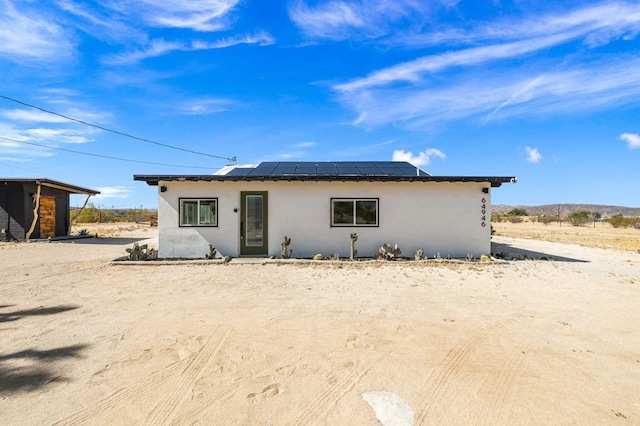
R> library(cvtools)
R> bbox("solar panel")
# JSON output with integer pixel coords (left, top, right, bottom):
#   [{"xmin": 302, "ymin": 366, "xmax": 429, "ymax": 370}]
[
  {"xmin": 228, "ymin": 161, "xmax": 426, "ymax": 178},
  {"xmin": 273, "ymin": 165, "xmax": 297, "ymax": 174},
  {"xmin": 226, "ymin": 167, "xmax": 254, "ymax": 176},
  {"xmin": 336, "ymin": 166, "xmax": 359, "ymax": 174},
  {"xmin": 295, "ymin": 166, "xmax": 317, "ymax": 175},
  {"xmin": 317, "ymin": 166, "xmax": 338, "ymax": 175},
  {"xmin": 358, "ymin": 167, "xmax": 383, "ymax": 175}
]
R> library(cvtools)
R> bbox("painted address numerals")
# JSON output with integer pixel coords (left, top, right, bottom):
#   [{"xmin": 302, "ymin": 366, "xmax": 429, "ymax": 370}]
[{"xmin": 481, "ymin": 197, "xmax": 487, "ymax": 227}]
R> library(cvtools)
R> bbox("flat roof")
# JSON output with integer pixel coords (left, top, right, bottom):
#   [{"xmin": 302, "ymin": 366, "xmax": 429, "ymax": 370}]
[
  {"xmin": 134, "ymin": 161, "xmax": 516, "ymax": 188},
  {"xmin": 1, "ymin": 178, "xmax": 100, "ymax": 195}
]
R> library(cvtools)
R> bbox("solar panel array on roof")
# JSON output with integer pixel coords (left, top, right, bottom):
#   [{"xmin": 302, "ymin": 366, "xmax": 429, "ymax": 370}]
[{"xmin": 225, "ymin": 161, "xmax": 431, "ymax": 177}]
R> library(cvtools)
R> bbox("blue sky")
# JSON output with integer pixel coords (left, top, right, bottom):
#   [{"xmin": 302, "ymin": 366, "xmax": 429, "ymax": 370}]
[{"xmin": 1, "ymin": 0, "xmax": 639, "ymax": 208}]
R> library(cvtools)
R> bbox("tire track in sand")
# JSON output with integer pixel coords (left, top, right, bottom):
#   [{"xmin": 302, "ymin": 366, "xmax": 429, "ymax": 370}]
[
  {"xmin": 475, "ymin": 320, "xmax": 552, "ymax": 425},
  {"xmin": 178, "ymin": 345, "xmax": 306, "ymax": 422},
  {"xmin": 415, "ymin": 316, "xmax": 515, "ymax": 425},
  {"xmin": 55, "ymin": 327, "xmax": 229, "ymax": 426},
  {"xmin": 54, "ymin": 361, "xmax": 185, "ymax": 425},
  {"xmin": 146, "ymin": 326, "xmax": 230, "ymax": 425},
  {"xmin": 287, "ymin": 362, "xmax": 374, "ymax": 426}
]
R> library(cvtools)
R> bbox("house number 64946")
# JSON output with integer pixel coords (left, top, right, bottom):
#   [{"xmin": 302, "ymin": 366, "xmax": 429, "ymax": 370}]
[{"xmin": 481, "ymin": 198, "xmax": 487, "ymax": 227}]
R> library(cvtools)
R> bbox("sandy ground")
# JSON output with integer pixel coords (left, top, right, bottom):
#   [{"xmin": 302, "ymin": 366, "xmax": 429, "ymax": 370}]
[
  {"xmin": 1, "ymin": 224, "xmax": 639, "ymax": 425},
  {"xmin": 494, "ymin": 220, "xmax": 640, "ymax": 252}
]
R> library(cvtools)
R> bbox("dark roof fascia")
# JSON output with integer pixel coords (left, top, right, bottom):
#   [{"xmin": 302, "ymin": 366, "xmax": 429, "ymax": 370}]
[
  {"xmin": 134, "ymin": 174, "xmax": 516, "ymax": 188},
  {"xmin": 0, "ymin": 178, "xmax": 100, "ymax": 195}
]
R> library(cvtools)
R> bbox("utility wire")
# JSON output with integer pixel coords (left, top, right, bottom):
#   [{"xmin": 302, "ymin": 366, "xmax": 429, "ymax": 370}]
[
  {"xmin": 0, "ymin": 94, "xmax": 237, "ymax": 164},
  {"xmin": 0, "ymin": 136, "xmax": 216, "ymax": 170}
]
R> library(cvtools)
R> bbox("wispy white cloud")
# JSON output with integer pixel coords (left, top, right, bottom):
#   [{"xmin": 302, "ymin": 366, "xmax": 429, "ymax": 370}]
[
  {"xmin": 2, "ymin": 0, "xmax": 263, "ymax": 67},
  {"xmin": 0, "ymin": 156, "xmax": 31, "ymax": 162},
  {"xmin": 332, "ymin": 2, "xmax": 640, "ymax": 128},
  {"xmin": 1, "ymin": 109, "xmax": 71, "ymax": 124},
  {"xmin": 0, "ymin": 92, "xmax": 105, "ymax": 163},
  {"xmin": 392, "ymin": 148, "xmax": 445, "ymax": 166},
  {"xmin": 264, "ymin": 151, "xmax": 307, "ymax": 161},
  {"xmin": 177, "ymin": 98, "xmax": 236, "ymax": 115},
  {"xmin": 290, "ymin": 1, "xmax": 365, "ymax": 40},
  {"xmin": 525, "ymin": 146, "xmax": 543, "ymax": 163},
  {"xmin": 335, "ymin": 32, "xmax": 581, "ymax": 93},
  {"xmin": 1, "ymin": 105, "xmax": 111, "ymax": 126},
  {"xmin": 337, "ymin": 3, "xmax": 640, "ymax": 93},
  {"xmin": 290, "ymin": 0, "xmax": 434, "ymax": 40},
  {"xmin": 103, "ymin": 32, "xmax": 274, "ymax": 65},
  {"xmin": 102, "ymin": 39, "xmax": 186, "ymax": 65},
  {"xmin": 294, "ymin": 141, "xmax": 317, "ymax": 148},
  {"xmin": 264, "ymin": 140, "xmax": 319, "ymax": 160},
  {"xmin": 192, "ymin": 31, "xmax": 275, "ymax": 49},
  {"xmin": 390, "ymin": 2, "xmax": 640, "ymax": 49},
  {"xmin": 22, "ymin": 128, "xmax": 91, "ymax": 144},
  {"xmin": 0, "ymin": 0, "xmax": 75, "ymax": 63},
  {"xmin": 54, "ymin": 0, "xmax": 142, "ymax": 43},
  {"xmin": 133, "ymin": 0, "xmax": 239, "ymax": 31},
  {"xmin": 620, "ymin": 132, "xmax": 640, "ymax": 149},
  {"xmin": 94, "ymin": 186, "xmax": 132, "ymax": 199}
]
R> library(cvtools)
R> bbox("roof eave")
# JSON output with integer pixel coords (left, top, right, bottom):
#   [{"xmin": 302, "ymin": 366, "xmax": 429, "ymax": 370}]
[
  {"xmin": 134, "ymin": 174, "xmax": 516, "ymax": 186},
  {"xmin": 1, "ymin": 178, "xmax": 100, "ymax": 195}
]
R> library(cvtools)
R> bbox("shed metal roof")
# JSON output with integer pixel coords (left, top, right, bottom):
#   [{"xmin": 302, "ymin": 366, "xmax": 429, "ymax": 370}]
[
  {"xmin": 1, "ymin": 178, "xmax": 100, "ymax": 195},
  {"xmin": 134, "ymin": 161, "xmax": 516, "ymax": 187}
]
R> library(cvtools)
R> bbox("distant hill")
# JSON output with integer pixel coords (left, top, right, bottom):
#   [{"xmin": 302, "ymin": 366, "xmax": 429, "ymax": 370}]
[{"xmin": 493, "ymin": 204, "xmax": 640, "ymax": 217}]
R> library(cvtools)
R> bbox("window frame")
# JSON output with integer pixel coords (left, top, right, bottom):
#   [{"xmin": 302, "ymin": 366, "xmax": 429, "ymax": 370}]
[
  {"xmin": 330, "ymin": 198, "xmax": 379, "ymax": 227},
  {"xmin": 179, "ymin": 198, "xmax": 219, "ymax": 227}
]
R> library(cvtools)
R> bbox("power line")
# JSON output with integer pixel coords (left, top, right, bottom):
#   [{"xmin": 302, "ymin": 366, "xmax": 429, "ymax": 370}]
[
  {"xmin": 0, "ymin": 136, "xmax": 217, "ymax": 170},
  {"xmin": 0, "ymin": 94, "xmax": 237, "ymax": 164}
]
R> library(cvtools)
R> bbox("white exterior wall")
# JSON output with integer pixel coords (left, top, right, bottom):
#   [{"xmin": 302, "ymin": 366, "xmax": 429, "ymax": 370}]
[{"xmin": 156, "ymin": 180, "xmax": 492, "ymax": 259}]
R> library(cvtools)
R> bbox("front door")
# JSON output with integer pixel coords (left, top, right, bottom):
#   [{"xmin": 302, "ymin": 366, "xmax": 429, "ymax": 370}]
[{"xmin": 240, "ymin": 191, "xmax": 268, "ymax": 255}]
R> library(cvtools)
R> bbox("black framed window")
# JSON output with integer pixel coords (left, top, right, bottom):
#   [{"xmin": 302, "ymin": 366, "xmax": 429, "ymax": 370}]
[
  {"xmin": 331, "ymin": 198, "xmax": 378, "ymax": 226},
  {"xmin": 180, "ymin": 198, "xmax": 218, "ymax": 226}
]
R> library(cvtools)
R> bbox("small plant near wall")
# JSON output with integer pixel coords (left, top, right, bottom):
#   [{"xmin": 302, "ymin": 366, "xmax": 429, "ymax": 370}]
[
  {"xmin": 205, "ymin": 244, "xmax": 217, "ymax": 259},
  {"xmin": 349, "ymin": 233, "xmax": 358, "ymax": 260},
  {"xmin": 126, "ymin": 243, "xmax": 156, "ymax": 261},
  {"xmin": 376, "ymin": 243, "xmax": 401, "ymax": 260},
  {"xmin": 281, "ymin": 236, "xmax": 292, "ymax": 259}
]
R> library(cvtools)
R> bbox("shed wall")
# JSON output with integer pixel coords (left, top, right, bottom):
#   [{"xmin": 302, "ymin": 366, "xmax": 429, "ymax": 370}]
[
  {"xmin": 0, "ymin": 183, "xmax": 71, "ymax": 240},
  {"xmin": 1, "ymin": 183, "xmax": 27, "ymax": 240},
  {"xmin": 157, "ymin": 181, "xmax": 492, "ymax": 259}
]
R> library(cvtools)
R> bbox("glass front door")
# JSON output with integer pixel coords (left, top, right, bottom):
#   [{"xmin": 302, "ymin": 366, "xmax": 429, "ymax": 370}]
[{"xmin": 240, "ymin": 191, "xmax": 268, "ymax": 255}]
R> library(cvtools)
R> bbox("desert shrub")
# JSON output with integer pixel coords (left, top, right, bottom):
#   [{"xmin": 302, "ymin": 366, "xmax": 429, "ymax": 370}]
[
  {"xmin": 539, "ymin": 215, "xmax": 555, "ymax": 225},
  {"xmin": 508, "ymin": 216, "xmax": 523, "ymax": 223},
  {"xmin": 508, "ymin": 208, "xmax": 528, "ymax": 216},
  {"xmin": 567, "ymin": 210, "xmax": 590, "ymax": 226},
  {"xmin": 491, "ymin": 212, "xmax": 504, "ymax": 222},
  {"xmin": 71, "ymin": 203, "xmax": 116, "ymax": 223},
  {"xmin": 71, "ymin": 205, "xmax": 154, "ymax": 223},
  {"xmin": 629, "ymin": 217, "xmax": 640, "ymax": 229},
  {"xmin": 608, "ymin": 214, "xmax": 627, "ymax": 228}
]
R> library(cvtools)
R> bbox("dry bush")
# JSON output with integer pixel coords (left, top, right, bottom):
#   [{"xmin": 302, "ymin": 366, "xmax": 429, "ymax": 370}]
[{"xmin": 539, "ymin": 215, "xmax": 556, "ymax": 225}]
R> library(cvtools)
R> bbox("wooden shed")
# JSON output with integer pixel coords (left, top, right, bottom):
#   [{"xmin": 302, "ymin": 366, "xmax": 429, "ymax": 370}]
[{"xmin": 1, "ymin": 178, "xmax": 99, "ymax": 241}]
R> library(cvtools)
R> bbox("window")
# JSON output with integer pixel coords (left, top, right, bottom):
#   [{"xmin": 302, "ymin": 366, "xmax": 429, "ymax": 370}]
[
  {"xmin": 331, "ymin": 198, "xmax": 378, "ymax": 226},
  {"xmin": 180, "ymin": 198, "xmax": 218, "ymax": 226}
]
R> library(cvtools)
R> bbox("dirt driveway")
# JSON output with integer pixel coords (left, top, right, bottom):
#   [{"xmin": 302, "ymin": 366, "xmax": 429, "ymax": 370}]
[{"xmin": 1, "ymin": 227, "xmax": 639, "ymax": 425}]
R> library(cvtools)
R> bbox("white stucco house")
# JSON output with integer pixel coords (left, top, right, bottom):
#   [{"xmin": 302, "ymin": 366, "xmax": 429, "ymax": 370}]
[{"xmin": 134, "ymin": 161, "xmax": 516, "ymax": 259}]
